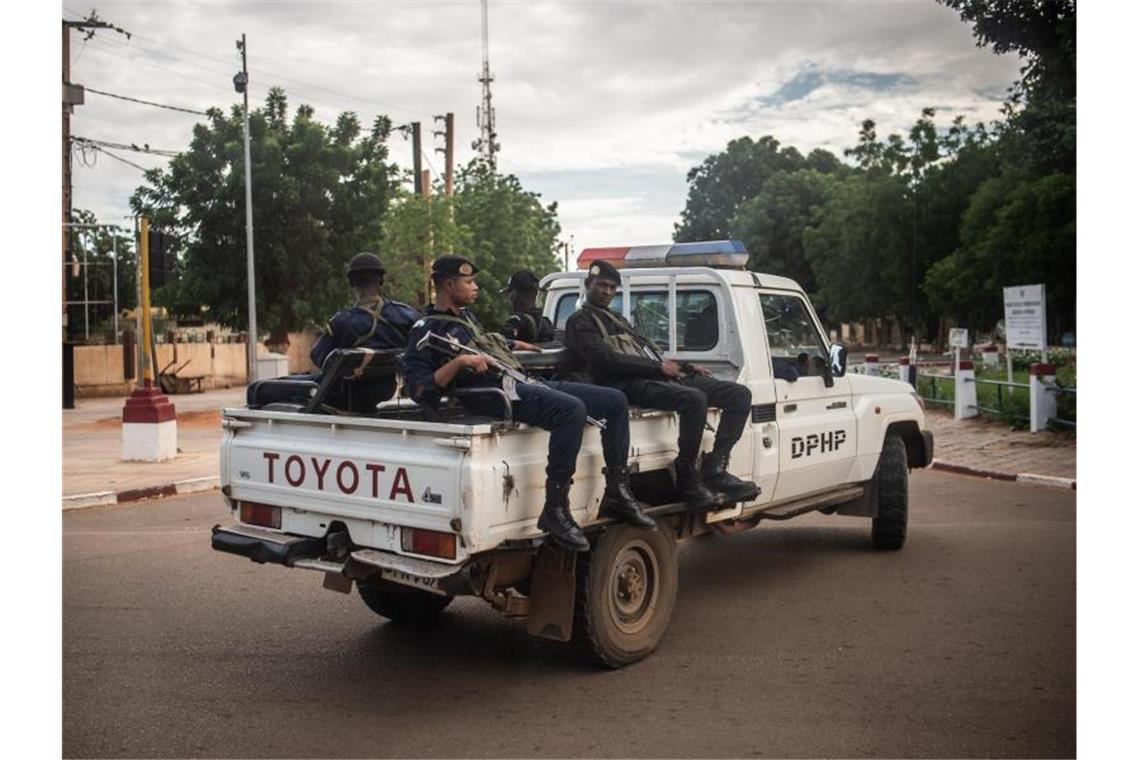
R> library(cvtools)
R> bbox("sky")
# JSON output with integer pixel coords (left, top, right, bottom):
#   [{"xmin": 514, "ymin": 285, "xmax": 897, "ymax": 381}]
[{"xmin": 62, "ymin": 0, "xmax": 1025, "ymax": 260}]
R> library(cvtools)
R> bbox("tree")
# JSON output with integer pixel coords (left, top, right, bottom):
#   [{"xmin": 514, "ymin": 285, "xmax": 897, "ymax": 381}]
[
  {"xmin": 674, "ymin": 136, "xmax": 806, "ymax": 242},
  {"xmin": 376, "ymin": 192, "xmax": 470, "ymax": 310},
  {"xmin": 451, "ymin": 159, "xmax": 562, "ymax": 329},
  {"xmin": 131, "ymin": 87, "xmax": 400, "ymax": 344}
]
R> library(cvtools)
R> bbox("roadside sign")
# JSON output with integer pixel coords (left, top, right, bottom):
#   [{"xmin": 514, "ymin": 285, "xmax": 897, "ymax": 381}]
[
  {"xmin": 1003, "ymin": 284, "xmax": 1047, "ymax": 351},
  {"xmin": 948, "ymin": 328, "xmax": 969, "ymax": 349}
]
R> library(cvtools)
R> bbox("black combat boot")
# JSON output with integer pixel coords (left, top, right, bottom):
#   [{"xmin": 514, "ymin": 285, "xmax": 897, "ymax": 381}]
[
  {"xmin": 599, "ymin": 466, "xmax": 656, "ymax": 529},
  {"xmin": 674, "ymin": 458, "xmax": 719, "ymax": 509},
  {"xmin": 701, "ymin": 449, "xmax": 760, "ymax": 499},
  {"xmin": 536, "ymin": 479, "xmax": 590, "ymax": 552}
]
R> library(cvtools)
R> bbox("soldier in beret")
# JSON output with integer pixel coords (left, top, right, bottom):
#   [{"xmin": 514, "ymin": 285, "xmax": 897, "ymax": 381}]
[
  {"xmin": 564, "ymin": 260, "xmax": 757, "ymax": 507},
  {"xmin": 401, "ymin": 255, "xmax": 655, "ymax": 552},
  {"xmin": 500, "ymin": 270, "xmax": 555, "ymax": 344},
  {"xmin": 309, "ymin": 252, "xmax": 421, "ymax": 411}
]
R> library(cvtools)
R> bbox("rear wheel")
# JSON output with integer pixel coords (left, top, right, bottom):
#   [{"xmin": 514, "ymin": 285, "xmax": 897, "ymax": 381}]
[
  {"xmin": 871, "ymin": 435, "xmax": 908, "ymax": 551},
  {"xmin": 574, "ymin": 522, "xmax": 678, "ymax": 668},
  {"xmin": 357, "ymin": 579, "xmax": 453, "ymax": 624}
]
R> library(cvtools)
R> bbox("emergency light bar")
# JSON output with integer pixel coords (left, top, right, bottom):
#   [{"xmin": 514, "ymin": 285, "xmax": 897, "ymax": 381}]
[{"xmin": 577, "ymin": 239, "xmax": 749, "ymax": 270}]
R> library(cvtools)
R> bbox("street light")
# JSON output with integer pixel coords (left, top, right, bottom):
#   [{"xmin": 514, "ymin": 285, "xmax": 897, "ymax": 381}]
[{"xmin": 235, "ymin": 35, "xmax": 257, "ymax": 383}]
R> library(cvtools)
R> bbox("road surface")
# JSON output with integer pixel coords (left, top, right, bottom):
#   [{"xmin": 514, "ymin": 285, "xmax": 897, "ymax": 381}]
[{"xmin": 63, "ymin": 470, "xmax": 1074, "ymax": 758}]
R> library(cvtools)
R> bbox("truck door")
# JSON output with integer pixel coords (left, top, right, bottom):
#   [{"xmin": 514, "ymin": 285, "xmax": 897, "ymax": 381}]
[{"xmin": 759, "ymin": 293, "xmax": 857, "ymax": 501}]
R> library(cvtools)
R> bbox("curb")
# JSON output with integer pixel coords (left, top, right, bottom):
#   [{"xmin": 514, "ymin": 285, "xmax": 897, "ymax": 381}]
[
  {"xmin": 63, "ymin": 476, "xmax": 220, "ymax": 510},
  {"xmin": 930, "ymin": 460, "xmax": 1075, "ymax": 490}
]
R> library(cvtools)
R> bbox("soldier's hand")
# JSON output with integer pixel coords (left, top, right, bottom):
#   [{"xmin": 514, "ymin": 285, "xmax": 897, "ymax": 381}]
[
  {"xmin": 462, "ymin": 355, "xmax": 491, "ymax": 374},
  {"xmin": 512, "ymin": 340, "xmax": 540, "ymax": 352},
  {"xmin": 660, "ymin": 359, "xmax": 684, "ymax": 378},
  {"xmin": 691, "ymin": 364, "xmax": 712, "ymax": 377}
]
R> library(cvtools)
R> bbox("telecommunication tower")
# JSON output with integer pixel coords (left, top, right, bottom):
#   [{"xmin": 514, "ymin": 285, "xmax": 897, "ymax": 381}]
[{"xmin": 473, "ymin": 0, "xmax": 499, "ymax": 168}]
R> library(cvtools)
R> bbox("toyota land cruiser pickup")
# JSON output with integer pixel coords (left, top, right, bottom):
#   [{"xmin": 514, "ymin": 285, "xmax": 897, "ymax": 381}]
[{"xmin": 212, "ymin": 241, "xmax": 933, "ymax": 667}]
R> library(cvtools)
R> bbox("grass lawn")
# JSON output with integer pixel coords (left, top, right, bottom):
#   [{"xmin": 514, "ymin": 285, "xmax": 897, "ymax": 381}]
[{"xmin": 910, "ymin": 363, "xmax": 1076, "ymax": 430}]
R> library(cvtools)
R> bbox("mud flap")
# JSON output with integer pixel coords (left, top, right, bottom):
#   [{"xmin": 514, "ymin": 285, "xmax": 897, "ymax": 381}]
[{"xmin": 526, "ymin": 542, "xmax": 578, "ymax": 642}]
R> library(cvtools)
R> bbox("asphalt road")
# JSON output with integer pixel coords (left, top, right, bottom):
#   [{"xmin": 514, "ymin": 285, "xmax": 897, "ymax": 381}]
[{"xmin": 63, "ymin": 470, "xmax": 1075, "ymax": 758}]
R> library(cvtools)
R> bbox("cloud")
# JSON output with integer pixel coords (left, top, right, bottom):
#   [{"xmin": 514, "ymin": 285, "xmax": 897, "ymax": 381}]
[{"xmin": 65, "ymin": 0, "xmax": 1026, "ymax": 253}]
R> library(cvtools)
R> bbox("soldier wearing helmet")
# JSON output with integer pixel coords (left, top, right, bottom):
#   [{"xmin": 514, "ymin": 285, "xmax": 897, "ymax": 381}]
[{"xmin": 310, "ymin": 252, "xmax": 422, "ymax": 408}]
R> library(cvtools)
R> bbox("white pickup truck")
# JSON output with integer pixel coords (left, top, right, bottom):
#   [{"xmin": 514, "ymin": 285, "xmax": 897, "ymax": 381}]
[{"xmin": 212, "ymin": 244, "xmax": 933, "ymax": 667}]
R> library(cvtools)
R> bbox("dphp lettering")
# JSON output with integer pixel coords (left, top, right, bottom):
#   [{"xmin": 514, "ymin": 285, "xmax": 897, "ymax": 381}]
[
  {"xmin": 262, "ymin": 452, "xmax": 415, "ymax": 502},
  {"xmin": 791, "ymin": 430, "xmax": 847, "ymax": 459}
]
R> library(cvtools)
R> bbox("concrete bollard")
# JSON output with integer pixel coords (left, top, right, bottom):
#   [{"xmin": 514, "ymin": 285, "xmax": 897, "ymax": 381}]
[
  {"xmin": 1029, "ymin": 363, "xmax": 1057, "ymax": 433},
  {"xmin": 954, "ymin": 360, "xmax": 978, "ymax": 420},
  {"xmin": 122, "ymin": 385, "xmax": 177, "ymax": 461},
  {"xmin": 897, "ymin": 356, "xmax": 914, "ymax": 385},
  {"xmin": 864, "ymin": 354, "xmax": 879, "ymax": 377}
]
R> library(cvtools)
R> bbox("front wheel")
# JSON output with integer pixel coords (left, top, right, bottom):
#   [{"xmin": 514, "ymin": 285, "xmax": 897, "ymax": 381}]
[
  {"xmin": 357, "ymin": 579, "xmax": 453, "ymax": 624},
  {"xmin": 871, "ymin": 435, "xmax": 908, "ymax": 551},
  {"xmin": 574, "ymin": 522, "xmax": 678, "ymax": 668}
]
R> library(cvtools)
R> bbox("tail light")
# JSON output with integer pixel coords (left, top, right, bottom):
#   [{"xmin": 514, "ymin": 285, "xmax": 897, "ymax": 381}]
[
  {"xmin": 401, "ymin": 527, "xmax": 457, "ymax": 560},
  {"xmin": 239, "ymin": 501, "xmax": 281, "ymax": 529}
]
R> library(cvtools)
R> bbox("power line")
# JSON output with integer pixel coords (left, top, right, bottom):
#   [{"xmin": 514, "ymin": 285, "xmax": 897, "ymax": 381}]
[
  {"xmin": 83, "ymin": 143, "xmax": 151, "ymax": 173},
  {"xmin": 85, "ymin": 87, "xmax": 209, "ymax": 116},
  {"xmin": 72, "ymin": 136, "xmax": 180, "ymax": 157},
  {"xmin": 77, "ymin": 19, "xmax": 432, "ymax": 120}
]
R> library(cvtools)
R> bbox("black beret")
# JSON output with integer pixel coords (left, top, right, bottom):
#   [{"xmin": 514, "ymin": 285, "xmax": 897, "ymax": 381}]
[
  {"xmin": 500, "ymin": 270, "xmax": 541, "ymax": 293},
  {"xmin": 431, "ymin": 255, "xmax": 479, "ymax": 277},
  {"xmin": 585, "ymin": 260, "xmax": 621, "ymax": 284},
  {"xmin": 345, "ymin": 252, "xmax": 385, "ymax": 279}
]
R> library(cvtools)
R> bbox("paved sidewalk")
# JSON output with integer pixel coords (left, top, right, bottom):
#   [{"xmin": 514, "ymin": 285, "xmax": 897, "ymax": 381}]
[
  {"xmin": 924, "ymin": 409, "xmax": 1075, "ymax": 481},
  {"xmin": 61, "ymin": 388, "xmax": 1076, "ymax": 507},
  {"xmin": 63, "ymin": 387, "xmax": 244, "ymax": 504}
]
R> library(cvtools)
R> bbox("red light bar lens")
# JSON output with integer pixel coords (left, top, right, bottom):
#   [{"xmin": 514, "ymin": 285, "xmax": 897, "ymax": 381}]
[
  {"xmin": 401, "ymin": 528, "xmax": 457, "ymax": 560},
  {"xmin": 239, "ymin": 501, "xmax": 281, "ymax": 529}
]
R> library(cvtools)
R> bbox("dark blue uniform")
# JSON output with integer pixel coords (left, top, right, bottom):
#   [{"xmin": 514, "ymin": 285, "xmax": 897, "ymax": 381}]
[
  {"xmin": 312, "ymin": 296, "xmax": 421, "ymax": 408},
  {"xmin": 403, "ymin": 306, "xmax": 632, "ymax": 483}
]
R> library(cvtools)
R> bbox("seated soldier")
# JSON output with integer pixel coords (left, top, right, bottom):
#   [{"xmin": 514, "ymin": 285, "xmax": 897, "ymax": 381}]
[
  {"xmin": 401, "ymin": 255, "xmax": 654, "ymax": 552},
  {"xmin": 500, "ymin": 270, "xmax": 555, "ymax": 343},
  {"xmin": 310, "ymin": 252, "xmax": 420, "ymax": 412},
  {"xmin": 564, "ymin": 260, "xmax": 758, "ymax": 507}
]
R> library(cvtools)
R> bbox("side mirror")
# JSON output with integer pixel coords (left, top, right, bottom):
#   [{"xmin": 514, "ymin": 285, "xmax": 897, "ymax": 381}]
[{"xmin": 829, "ymin": 343, "xmax": 848, "ymax": 378}]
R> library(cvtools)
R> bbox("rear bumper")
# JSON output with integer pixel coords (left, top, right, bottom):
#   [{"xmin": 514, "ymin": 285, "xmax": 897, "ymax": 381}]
[
  {"xmin": 211, "ymin": 523, "xmax": 325, "ymax": 566},
  {"xmin": 210, "ymin": 523, "xmax": 472, "ymax": 596}
]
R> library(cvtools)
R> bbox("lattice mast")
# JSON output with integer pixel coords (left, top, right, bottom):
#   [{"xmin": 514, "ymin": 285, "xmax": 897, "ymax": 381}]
[{"xmin": 473, "ymin": 0, "xmax": 499, "ymax": 168}]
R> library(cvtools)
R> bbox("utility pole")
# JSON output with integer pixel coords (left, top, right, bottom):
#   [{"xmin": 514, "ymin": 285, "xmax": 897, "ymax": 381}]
[
  {"xmin": 473, "ymin": 0, "xmax": 498, "ymax": 168},
  {"xmin": 234, "ymin": 34, "xmax": 257, "ymax": 382},
  {"xmin": 63, "ymin": 12, "xmax": 130, "ymax": 342},
  {"xmin": 434, "ymin": 112, "xmax": 455, "ymax": 197},
  {"xmin": 411, "ymin": 121, "xmax": 423, "ymax": 195}
]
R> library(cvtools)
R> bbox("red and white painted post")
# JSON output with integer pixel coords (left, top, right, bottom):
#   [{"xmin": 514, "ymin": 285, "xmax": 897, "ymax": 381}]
[
  {"xmin": 1029, "ymin": 363, "xmax": 1057, "ymax": 433},
  {"xmin": 122, "ymin": 216, "xmax": 177, "ymax": 461},
  {"xmin": 954, "ymin": 360, "xmax": 978, "ymax": 420},
  {"xmin": 864, "ymin": 354, "xmax": 879, "ymax": 377},
  {"xmin": 897, "ymin": 356, "xmax": 911, "ymax": 384}
]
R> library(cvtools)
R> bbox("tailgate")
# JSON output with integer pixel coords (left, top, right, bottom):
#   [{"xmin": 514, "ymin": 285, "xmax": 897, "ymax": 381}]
[{"xmin": 221, "ymin": 408, "xmax": 484, "ymax": 563}]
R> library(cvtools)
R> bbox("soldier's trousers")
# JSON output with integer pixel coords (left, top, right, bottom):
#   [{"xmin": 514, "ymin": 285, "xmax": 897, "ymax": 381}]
[
  {"xmin": 468, "ymin": 381, "xmax": 630, "ymax": 483},
  {"xmin": 611, "ymin": 375, "xmax": 752, "ymax": 464}
]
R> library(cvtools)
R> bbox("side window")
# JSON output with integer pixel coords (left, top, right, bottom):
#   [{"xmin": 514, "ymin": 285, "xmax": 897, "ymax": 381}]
[
  {"xmin": 629, "ymin": 292, "xmax": 668, "ymax": 347},
  {"xmin": 553, "ymin": 293, "xmax": 580, "ymax": 330},
  {"xmin": 760, "ymin": 294, "xmax": 829, "ymax": 379},
  {"xmin": 628, "ymin": 290, "xmax": 719, "ymax": 351},
  {"xmin": 676, "ymin": 291, "xmax": 718, "ymax": 351}
]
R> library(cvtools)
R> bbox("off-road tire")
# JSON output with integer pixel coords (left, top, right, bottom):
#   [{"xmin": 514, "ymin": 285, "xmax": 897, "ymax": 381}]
[
  {"xmin": 573, "ymin": 521, "xmax": 678, "ymax": 668},
  {"xmin": 357, "ymin": 579, "xmax": 453, "ymax": 624},
  {"xmin": 871, "ymin": 435, "xmax": 908, "ymax": 551}
]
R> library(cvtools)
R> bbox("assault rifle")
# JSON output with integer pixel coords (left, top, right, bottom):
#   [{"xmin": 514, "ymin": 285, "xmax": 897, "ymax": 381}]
[{"xmin": 416, "ymin": 331, "xmax": 606, "ymax": 430}]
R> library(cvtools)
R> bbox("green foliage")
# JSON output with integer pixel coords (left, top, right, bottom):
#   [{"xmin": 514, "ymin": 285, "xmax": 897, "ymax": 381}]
[
  {"xmin": 375, "ymin": 192, "xmax": 470, "ymax": 309},
  {"xmin": 131, "ymin": 88, "xmax": 400, "ymax": 342},
  {"xmin": 451, "ymin": 159, "xmax": 562, "ymax": 329},
  {"xmin": 674, "ymin": 136, "xmax": 810, "ymax": 242},
  {"xmin": 65, "ymin": 209, "xmax": 137, "ymax": 342}
]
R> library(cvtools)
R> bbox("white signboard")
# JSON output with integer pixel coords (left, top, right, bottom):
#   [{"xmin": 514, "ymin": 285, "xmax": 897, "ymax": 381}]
[
  {"xmin": 948, "ymin": 328, "xmax": 969, "ymax": 349},
  {"xmin": 1003, "ymin": 284, "xmax": 1047, "ymax": 351}
]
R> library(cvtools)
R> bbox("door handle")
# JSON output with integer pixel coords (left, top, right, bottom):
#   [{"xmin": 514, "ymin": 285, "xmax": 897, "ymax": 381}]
[{"xmin": 783, "ymin": 404, "xmax": 797, "ymax": 413}]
